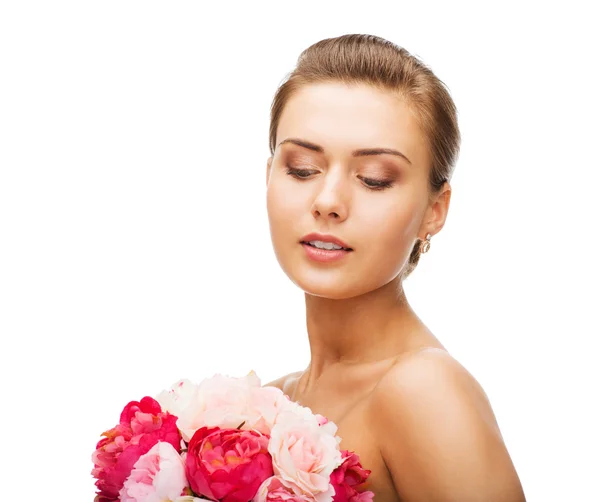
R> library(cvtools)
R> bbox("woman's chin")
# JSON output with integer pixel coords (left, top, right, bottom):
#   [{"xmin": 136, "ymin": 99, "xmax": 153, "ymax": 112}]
[
  {"xmin": 286, "ymin": 265, "xmax": 404, "ymax": 301},
  {"xmin": 288, "ymin": 273, "xmax": 365, "ymax": 300}
]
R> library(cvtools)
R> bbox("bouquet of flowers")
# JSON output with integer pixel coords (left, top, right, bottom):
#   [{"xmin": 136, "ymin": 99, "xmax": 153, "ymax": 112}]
[{"xmin": 91, "ymin": 371, "xmax": 374, "ymax": 502}]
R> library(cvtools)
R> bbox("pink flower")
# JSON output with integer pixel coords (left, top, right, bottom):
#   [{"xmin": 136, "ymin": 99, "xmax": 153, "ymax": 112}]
[
  {"xmin": 186, "ymin": 426, "xmax": 274, "ymax": 502},
  {"xmin": 248, "ymin": 384, "xmax": 294, "ymax": 434},
  {"xmin": 253, "ymin": 476, "xmax": 316, "ymax": 502},
  {"xmin": 273, "ymin": 399, "xmax": 337, "ymax": 435},
  {"xmin": 268, "ymin": 410, "xmax": 343, "ymax": 502},
  {"xmin": 174, "ymin": 498, "xmax": 216, "ymax": 502},
  {"xmin": 330, "ymin": 451, "xmax": 374, "ymax": 502},
  {"xmin": 314, "ymin": 414, "xmax": 329, "ymax": 426},
  {"xmin": 91, "ymin": 396, "xmax": 181, "ymax": 501},
  {"xmin": 119, "ymin": 441, "xmax": 189, "ymax": 502},
  {"xmin": 157, "ymin": 372, "xmax": 290, "ymax": 442}
]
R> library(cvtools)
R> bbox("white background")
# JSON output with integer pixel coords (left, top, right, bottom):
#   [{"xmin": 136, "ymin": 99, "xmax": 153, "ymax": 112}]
[{"xmin": 1, "ymin": 1, "xmax": 598, "ymax": 500}]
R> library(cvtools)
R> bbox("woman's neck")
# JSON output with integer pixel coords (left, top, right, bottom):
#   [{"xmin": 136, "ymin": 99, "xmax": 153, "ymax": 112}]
[{"xmin": 300, "ymin": 277, "xmax": 437, "ymax": 392}]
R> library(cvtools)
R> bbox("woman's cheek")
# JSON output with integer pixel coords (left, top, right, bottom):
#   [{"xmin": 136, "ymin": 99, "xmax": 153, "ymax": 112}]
[{"xmin": 267, "ymin": 190, "xmax": 298, "ymax": 252}]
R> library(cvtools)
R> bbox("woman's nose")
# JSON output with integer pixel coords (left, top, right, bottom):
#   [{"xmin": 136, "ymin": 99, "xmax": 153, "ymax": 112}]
[{"xmin": 310, "ymin": 173, "xmax": 349, "ymax": 221}]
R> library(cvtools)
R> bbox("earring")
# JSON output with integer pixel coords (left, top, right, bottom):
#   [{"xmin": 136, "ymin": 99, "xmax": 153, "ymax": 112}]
[{"xmin": 419, "ymin": 233, "xmax": 431, "ymax": 254}]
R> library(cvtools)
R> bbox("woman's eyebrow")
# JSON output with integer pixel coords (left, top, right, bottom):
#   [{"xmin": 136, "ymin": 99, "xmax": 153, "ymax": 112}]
[{"xmin": 278, "ymin": 137, "xmax": 412, "ymax": 165}]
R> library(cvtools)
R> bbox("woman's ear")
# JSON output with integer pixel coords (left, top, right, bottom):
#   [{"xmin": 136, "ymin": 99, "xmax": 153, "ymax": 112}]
[{"xmin": 420, "ymin": 182, "xmax": 452, "ymax": 238}]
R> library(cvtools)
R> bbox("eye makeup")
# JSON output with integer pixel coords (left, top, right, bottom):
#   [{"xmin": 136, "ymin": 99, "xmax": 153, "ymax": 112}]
[{"xmin": 285, "ymin": 166, "xmax": 396, "ymax": 191}]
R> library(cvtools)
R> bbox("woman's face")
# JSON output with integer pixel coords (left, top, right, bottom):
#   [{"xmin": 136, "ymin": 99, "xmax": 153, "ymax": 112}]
[{"xmin": 266, "ymin": 82, "xmax": 435, "ymax": 300}]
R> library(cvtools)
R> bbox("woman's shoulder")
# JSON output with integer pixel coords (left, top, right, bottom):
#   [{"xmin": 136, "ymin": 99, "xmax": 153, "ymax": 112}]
[
  {"xmin": 262, "ymin": 370, "xmax": 304, "ymax": 395},
  {"xmin": 375, "ymin": 346, "xmax": 495, "ymax": 423},
  {"xmin": 369, "ymin": 347, "xmax": 525, "ymax": 499},
  {"xmin": 380, "ymin": 347, "xmax": 491, "ymax": 403}
]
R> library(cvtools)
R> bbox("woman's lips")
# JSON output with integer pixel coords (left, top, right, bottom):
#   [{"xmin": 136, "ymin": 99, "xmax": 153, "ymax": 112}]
[
  {"xmin": 300, "ymin": 233, "xmax": 352, "ymax": 250},
  {"xmin": 300, "ymin": 242, "xmax": 353, "ymax": 263}
]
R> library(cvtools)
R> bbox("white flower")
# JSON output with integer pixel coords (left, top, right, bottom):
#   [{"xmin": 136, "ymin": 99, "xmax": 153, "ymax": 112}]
[{"xmin": 156, "ymin": 378, "xmax": 198, "ymax": 419}]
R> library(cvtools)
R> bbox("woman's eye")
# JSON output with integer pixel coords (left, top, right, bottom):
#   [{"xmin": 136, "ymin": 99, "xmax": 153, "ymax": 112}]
[
  {"xmin": 286, "ymin": 167, "xmax": 315, "ymax": 179},
  {"xmin": 360, "ymin": 176, "xmax": 394, "ymax": 190},
  {"xmin": 286, "ymin": 167, "xmax": 393, "ymax": 191}
]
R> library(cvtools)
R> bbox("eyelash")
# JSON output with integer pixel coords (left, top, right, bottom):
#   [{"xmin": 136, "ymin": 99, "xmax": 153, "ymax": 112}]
[{"xmin": 285, "ymin": 167, "xmax": 394, "ymax": 191}]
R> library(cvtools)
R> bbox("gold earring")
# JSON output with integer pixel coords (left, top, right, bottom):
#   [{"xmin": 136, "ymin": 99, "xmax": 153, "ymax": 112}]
[{"xmin": 419, "ymin": 233, "xmax": 431, "ymax": 254}]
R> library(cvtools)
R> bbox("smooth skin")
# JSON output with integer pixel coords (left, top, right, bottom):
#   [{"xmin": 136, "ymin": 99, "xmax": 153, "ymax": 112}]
[{"xmin": 264, "ymin": 81, "xmax": 525, "ymax": 501}]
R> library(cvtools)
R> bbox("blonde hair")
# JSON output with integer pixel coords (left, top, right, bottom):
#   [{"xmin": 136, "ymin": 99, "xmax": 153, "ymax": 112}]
[{"xmin": 268, "ymin": 34, "xmax": 461, "ymax": 280}]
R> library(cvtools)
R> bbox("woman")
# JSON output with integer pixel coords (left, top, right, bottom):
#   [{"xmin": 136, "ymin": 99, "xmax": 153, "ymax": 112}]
[{"xmin": 264, "ymin": 34, "xmax": 526, "ymax": 501}]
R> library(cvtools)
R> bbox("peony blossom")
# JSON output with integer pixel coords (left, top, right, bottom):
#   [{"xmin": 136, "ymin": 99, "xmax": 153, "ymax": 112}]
[
  {"xmin": 186, "ymin": 425, "xmax": 274, "ymax": 502},
  {"xmin": 274, "ymin": 399, "xmax": 337, "ymax": 435},
  {"xmin": 268, "ymin": 409, "xmax": 343, "ymax": 502},
  {"xmin": 174, "ymin": 498, "xmax": 216, "ymax": 502},
  {"xmin": 314, "ymin": 414, "xmax": 329, "ymax": 426},
  {"xmin": 156, "ymin": 371, "xmax": 292, "ymax": 442},
  {"xmin": 93, "ymin": 372, "xmax": 374, "ymax": 502},
  {"xmin": 155, "ymin": 378, "xmax": 199, "ymax": 422},
  {"xmin": 91, "ymin": 396, "xmax": 181, "ymax": 501},
  {"xmin": 253, "ymin": 476, "xmax": 316, "ymax": 502},
  {"xmin": 330, "ymin": 451, "xmax": 374, "ymax": 502},
  {"xmin": 118, "ymin": 441, "xmax": 189, "ymax": 502},
  {"xmin": 248, "ymin": 383, "xmax": 295, "ymax": 434}
]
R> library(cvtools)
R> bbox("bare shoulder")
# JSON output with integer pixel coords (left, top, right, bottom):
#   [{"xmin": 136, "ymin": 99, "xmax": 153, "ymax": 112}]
[
  {"xmin": 262, "ymin": 371, "xmax": 303, "ymax": 395},
  {"xmin": 378, "ymin": 347, "xmax": 498, "ymax": 428},
  {"xmin": 370, "ymin": 347, "xmax": 525, "ymax": 501}
]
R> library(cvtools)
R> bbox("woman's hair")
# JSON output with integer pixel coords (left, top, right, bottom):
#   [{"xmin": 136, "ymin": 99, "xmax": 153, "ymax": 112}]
[{"xmin": 268, "ymin": 34, "xmax": 461, "ymax": 281}]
